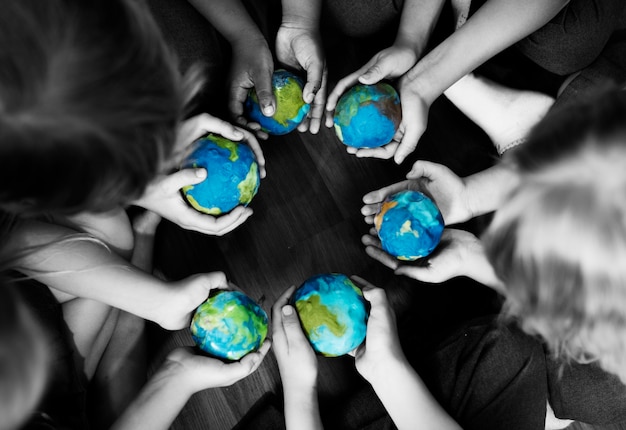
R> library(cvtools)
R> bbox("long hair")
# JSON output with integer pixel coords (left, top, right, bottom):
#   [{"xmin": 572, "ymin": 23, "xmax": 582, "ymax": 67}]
[
  {"xmin": 483, "ymin": 88, "xmax": 626, "ymax": 381},
  {"xmin": 0, "ymin": 0, "xmax": 201, "ymax": 216}
]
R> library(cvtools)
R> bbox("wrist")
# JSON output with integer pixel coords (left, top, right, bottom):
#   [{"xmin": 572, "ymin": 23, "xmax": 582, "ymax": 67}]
[
  {"xmin": 151, "ymin": 358, "xmax": 196, "ymax": 400},
  {"xmin": 365, "ymin": 354, "xmax": 412, "ymax": 389},
  {"xmin": 358, "ymin": 350, "xmax": 407, "ymax": 385}
]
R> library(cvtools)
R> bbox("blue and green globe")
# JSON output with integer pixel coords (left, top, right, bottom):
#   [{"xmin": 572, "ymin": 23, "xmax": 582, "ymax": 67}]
[
  {"xmin": 333, "ymin": 82, "xmax": 401, "ymax": 148},
  {"xmin": 291, "ymin": 273, "xmax": 369, "ymax": 357},
  {"xmin": 181, "ymin": 134, "xmax": 260, "ymax": 215},
  {"xmin": 375, "ymin": 190, "xmax": 444, "ymax": 261},
  {"xmin": 190, "ymin": 290, "xmax": 268, "ymax": 361},
  {"xmin": 244, "ymin": 69, "xmax": 310, "ymax": 135}
]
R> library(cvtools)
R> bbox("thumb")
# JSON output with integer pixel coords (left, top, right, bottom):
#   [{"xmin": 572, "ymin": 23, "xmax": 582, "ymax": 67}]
[
  {"xmin": 358, "ymin": 64, "xmax": 387, "ymax": 85},
  {"xmin": 171, "ymin": 168, "xmax": 207, "ymax": 190},
  {"xmin": 254, "ymin": 74, "xmax": 276, "ymax": 117},
  {"xmin": 281, "ymin": 305, "xmax": 309, "ymax": 347}
]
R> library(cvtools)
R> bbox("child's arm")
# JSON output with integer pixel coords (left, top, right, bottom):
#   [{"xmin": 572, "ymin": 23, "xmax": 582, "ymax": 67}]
[
  {"xmin": 272, "ymin": 286, "xmax": 323, "ymax": 430},
  {"xmin": 391, "ymin": 0, "xmax": 569, "ymax": 164},
  {"xmin": 276, "ymin": 0, "xmax": 326, "ymax": 133},
  {"xmin": 351, "ymin": 278, "xmax": 463, "ymax": 430},
  {"xmin": 4, "ymin": 218, "xmax": 218, "ymax": 330},
  {"xmin": 111, "ymin": 344, "xmax": 270, "ymax": 430},
  {"xmin": 187, "ymin": 0, "xmax": 274, "ymax": 130}
]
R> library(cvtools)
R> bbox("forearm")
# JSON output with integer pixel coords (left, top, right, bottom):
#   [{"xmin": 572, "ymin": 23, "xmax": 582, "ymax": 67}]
[
  {"xmin": 187, "ymin": 0, "xmax": 265, "ymax": 45},
  {"xmin": 464, "ymin": 163, "xmax": 520, "ymax": 218},
  {"xmin": 6, "ymin": 220, "xmax": 170, "ymax": 320},
  {"xmin": 405, "ymin": 0, "xmax": 569, "ymax": 102},
  {"xmin": 395, "ymin": 0, "xmax": 446, "ymax": 55},
  {"xmin": 283, "ymin": 383, "xmax": 323, "ymax": 430},
  {"xmin": 368, "ymin": 357, "xmax": 462, "ymax": 430},
  {"xmin": 111, "ymin": 360, "xmax": 192, "ymax": 430},
  {"xmin": 281, "ymin": 0, "xmax": 322, "ymax": 29}
]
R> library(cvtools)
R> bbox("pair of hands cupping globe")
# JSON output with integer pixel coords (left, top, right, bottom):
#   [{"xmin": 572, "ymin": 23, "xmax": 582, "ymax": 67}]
[
  {"xmin": 183, "ymin": 70, "xmax": 445, "ymax": 360},
  {"xmin": 190, "ymin": 273, "xmax": 369, "ymax": 360}
]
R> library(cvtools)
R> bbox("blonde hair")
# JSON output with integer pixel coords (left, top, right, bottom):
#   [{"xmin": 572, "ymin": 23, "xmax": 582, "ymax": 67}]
[{"xmin": 484, "ymin": 88, "xmax": 626, "ymax": 382}]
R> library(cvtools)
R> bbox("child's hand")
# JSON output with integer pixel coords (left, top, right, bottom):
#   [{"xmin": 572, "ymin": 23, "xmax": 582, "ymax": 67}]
[
  {"xmin": 362, "ymin": 228, "xmax": 503, "ymax": 289},
  {"xmin": 361, "ymin": 160, "xmax": 472, "ymax": 227},
  {"xmin": 132, "ymin": 170, "xmax": 254, "ymax": 236},
  {"xmin": 164, "ymin": 343, "xmax": 271, "ymax": 395},
  {"xmin": 275, "ymin": 24, "xmax": 327, "ymax": 134},
  {"xmin": 325, "ymin": 45, "xmax": 417, "ymax": 129},
  {"xmin": 228, "ymin": 37, "xmax": 275, "ymax": 140},
  {"xmin": 271, "ymin": 285, "xmax": 318, "ymax": 391},
  {"xmin": 158, "ymin": 272, "xmax": 229, "ymax": 330},
  {"xmin": 349, "ymin": 277, "xmax": 403, "ymax": 382}
]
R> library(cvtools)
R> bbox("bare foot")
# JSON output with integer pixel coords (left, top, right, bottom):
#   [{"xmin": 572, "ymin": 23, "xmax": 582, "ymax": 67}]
[
  {"xmin": 445, "ymin": 73, "xmax": 554, "ymax": 154},
  {"xmin": 545, "ymin": 401, "xmax": 574, "ymax": 430}
]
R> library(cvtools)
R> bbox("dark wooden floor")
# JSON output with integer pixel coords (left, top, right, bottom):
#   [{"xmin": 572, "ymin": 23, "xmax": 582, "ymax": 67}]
[
  {"xmin": 145, "ymin": 2, "xmax": 626, "ymax": 429},
  {"xmin": 149, "ymin": 92, "xmax": 506, "ymax": 430}
]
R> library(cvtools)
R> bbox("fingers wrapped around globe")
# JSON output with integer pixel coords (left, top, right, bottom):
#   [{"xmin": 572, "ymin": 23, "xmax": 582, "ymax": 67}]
[
  {"xmin": 289, "ymin": 273, "xmax": 370, "ymax": 357},
  {"xmin": 333, "ymin": 82, "xmax": 402, "ymax": 150},
  {"xmin": 190, "ymin": 289, "xmax": 269, "ymax": 361},
  {"xmin": 374, "ymin": 190, "xmax": 444, "ymax": 261},
  {"xmin": 244, "ymin": 69, "xmax": 311, "ymax": 135},
  {"xmin": 181, "ymin": 133, "xmax": 260, "ymax": 216}
]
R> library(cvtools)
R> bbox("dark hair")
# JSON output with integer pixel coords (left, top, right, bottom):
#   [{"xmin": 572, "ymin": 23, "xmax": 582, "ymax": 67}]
[{"xmin": 0, "ymin": 0, "xmax": 199, "ymax": 216}]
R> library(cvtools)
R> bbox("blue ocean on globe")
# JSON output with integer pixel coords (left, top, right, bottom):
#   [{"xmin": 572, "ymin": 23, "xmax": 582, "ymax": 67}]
[
  {"xmin": 181, "ymin": 134, "xmax": 259, "ymax": 215},
  {"xmin": 333, "ymin": 82, "xmax": 402, "ymax": 148},
  {"xmin": 291, "ymin": 273, "xmax": 369, "ymax": 357},
  {"xmin": 190, "ymin": 290, "xmax": 268, "ymax": 361},
  {"xmin": 244, "ymin": 69, "xmax": 310, "ymax": 135},
  {"xmin": 375, "ymin": 190, "xmax": 444, "ymax": 261}
]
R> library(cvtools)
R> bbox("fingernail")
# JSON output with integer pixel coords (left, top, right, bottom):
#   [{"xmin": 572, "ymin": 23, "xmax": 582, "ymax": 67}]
[
  {"xmin": 282, "ymin": 305, "xmax": 294, "ymax": 316},
  {"xmin": 195, "ymin": 168, "xmax": 207, "ymax": 178},
  {"xmin": 262, "ymin": 105, "xmax": 274, "ymax": 116}
]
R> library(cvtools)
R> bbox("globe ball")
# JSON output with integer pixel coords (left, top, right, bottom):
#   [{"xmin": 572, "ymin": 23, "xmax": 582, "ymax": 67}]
[
  {"xmin": 190, "ymin": 290, "xmax": 268, "ymax": 361},
  {"xmin": 181, "ymin": 134, "xmax": 260, "ymax": 215},
  {"xmin": 374, "ymin": 190, "xmax": 444, "ymax": 261},
  {"xmin": 244, "ymin": 69, "xmax": 310, "ymax": 135},
  {"xmin": 333, "ymin": 82, "xmax": 401, "ymax": 148},
  {"xmin": 291, "ymin": 273, "xmax": 369, "ymax": 357}
]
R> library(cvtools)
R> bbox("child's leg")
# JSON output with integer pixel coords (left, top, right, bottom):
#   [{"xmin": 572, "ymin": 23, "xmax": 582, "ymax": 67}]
[
  {"xmin": 444, "ymin": 73, "xmax": 554, "ymax": 155},
  {"xmin": 61, "ymin": 298, "xmax": 119, "ymax": 380},
  {"xmin": 515, "ymin": 0, "xmax": 625, "ymax": 76},
  {"xmin": 87, "ymin": 210, "xmax": 162, "ymax": 429},
  {"xmin": 88, "ymin": 310, "xmax": 147, "ymax": 430}
]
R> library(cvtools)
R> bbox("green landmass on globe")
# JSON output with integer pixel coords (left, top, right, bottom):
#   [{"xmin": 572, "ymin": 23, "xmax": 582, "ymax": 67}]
[
  {"xmin": 244, "ymin": 69, "xmax": 310, "ymax": 135},
  {"xmin": 333, "ymin": 82, "xmax": 401, "ymax": 148},
  {"xmin": 291, "ymin": 273, "xmax": 369, "ymax": 357},
  {"xmin": 190, "ymin": 290, "xmax": 268, "ymax": 361},
  {"xmin": 375, "ymin": 190, "xmax": 444, "ymax": 261},
  {"xmin": 181, "ymin": 134, "xmax": 259, "ymax": 216}
]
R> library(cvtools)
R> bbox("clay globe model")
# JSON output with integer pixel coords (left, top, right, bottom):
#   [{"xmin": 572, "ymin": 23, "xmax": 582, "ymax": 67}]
[
  {"xmin": 181, "ymin": 134, "xmax": 260, "ymax": 215},
  {"xmin": 333, "ymin": 82, "xmax": 401, "ymax": 148},
  {"xmin": 291, "ymin": 273, "xmax": 369, "ymax": 357},
  {"xmin": 374, "ymin": 190, "xmax": 444, "ymax": 261},
  {"xmin": 190, "ymin": 290, "xmax": 268, "ymax": 361},
  {"xmin": 244, "ymin": 69, "xmax": 310, "ymax": 135}
]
